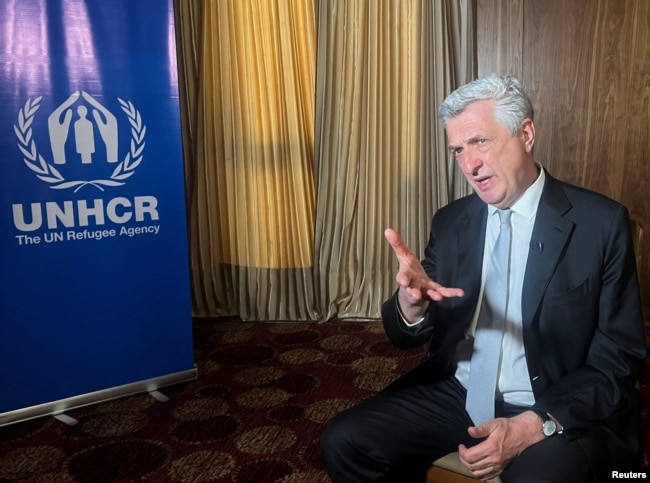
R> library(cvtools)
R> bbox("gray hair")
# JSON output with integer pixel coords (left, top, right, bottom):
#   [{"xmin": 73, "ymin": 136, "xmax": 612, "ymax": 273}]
[{"xmin": 438, "ymin": 74, "xmax": 533, "ymax": 135}]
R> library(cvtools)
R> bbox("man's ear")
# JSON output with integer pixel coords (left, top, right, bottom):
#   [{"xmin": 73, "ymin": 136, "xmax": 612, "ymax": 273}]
[{"xmin": 521, "ymin": 118, "xmax": 535, "ymax": 153}]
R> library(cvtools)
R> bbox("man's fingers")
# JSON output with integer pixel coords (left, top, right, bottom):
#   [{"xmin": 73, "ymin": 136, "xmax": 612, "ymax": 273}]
[
  {"xmin": 399, "ymin": 279, "xmax": 465, "ymax": 302},
  {"xmin": 386, "ymin": 227, "xmax": 464, "ymax": 301},
  {"xmin": 384, "ymin": 228, "xmax": 412, "ymax": 259},
  {"xmin": 395, "ymin": 271, "xmax": 412, "ymax": 288},
  {"xmin": 384, "ymin": 227, "xmax": 402, "ymax": 245},
  {"xmin": 467, "ymin": 424, "xmax": 487, "ymax": 439},
  {"xmin": 458, "ymin": 442, "xmax": 494, "ymax": 477},
  {"xmin": 403, "ymin": 285, "xmax": 424, "ymax": 301},
  {"xmin": 458, "ymin": 444, "xmax": 470, "ymax": 460},
  {"xmin": 385, "ymin": 228, "xmax": 419, "ymax": 283},
  {"xmin": 427, "ymin": 286, "xmax": 465, "ymax": 299},
  {"xmin": 424, "ymin": 285, "xmax": 465, "ymax": 301}
]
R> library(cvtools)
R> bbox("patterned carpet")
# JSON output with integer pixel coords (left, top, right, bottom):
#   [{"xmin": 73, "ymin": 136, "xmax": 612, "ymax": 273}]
[
  {"xmin": 0, "ymin": 319, "xmax": 423, "ymax": 482},
  {"xmin": 0, "ymin": 318, "xmax": 647, "ymax": 482}
]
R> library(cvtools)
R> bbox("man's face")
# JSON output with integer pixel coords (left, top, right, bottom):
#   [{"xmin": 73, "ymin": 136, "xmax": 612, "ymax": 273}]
[{"xmin": 446, "ymin": 100, "xmax": 537, "ymax": 209}]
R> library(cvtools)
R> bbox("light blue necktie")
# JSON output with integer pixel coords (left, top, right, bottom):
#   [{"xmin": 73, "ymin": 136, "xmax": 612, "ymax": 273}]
[{"xmin": 465, "ymin": 209, "xmax": 512, "ymax": 425}]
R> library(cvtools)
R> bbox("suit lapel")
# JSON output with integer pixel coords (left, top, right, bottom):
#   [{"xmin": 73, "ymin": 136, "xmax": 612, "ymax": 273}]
[
  {"xmin": 455, "ymin": 198, "xmax": 487, "ymax": 319},
  {"xmin": 521, "ymin": 173, "xmax": 574, "ymax": 327}
]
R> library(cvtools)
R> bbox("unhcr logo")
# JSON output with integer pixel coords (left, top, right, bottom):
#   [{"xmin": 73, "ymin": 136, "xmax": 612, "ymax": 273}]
[
  {"xmin": 14, "ymin": 91, "xmax": 146, "ymax": 192},
  {"xmin": 11, "ymin": 92, "xmax": 161, "ymax": 245}
]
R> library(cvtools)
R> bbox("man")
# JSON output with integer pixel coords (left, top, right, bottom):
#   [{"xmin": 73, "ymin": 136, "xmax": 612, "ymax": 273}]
[{"xmin": 320, "ymin": 75, "xmax": 646, "ymax": 482}]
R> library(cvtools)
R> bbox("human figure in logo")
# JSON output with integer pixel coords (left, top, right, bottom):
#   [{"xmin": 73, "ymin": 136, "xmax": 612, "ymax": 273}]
[
  {"xmin": 47, "ymin": 91, "xmax": 79, "ymax": 165},
  {"xmin": 74, "ymin": 105, "xmax": 95, "ymax": 164},
  {"xmin": 82, "ymin": 91, "xmax": 118, "ymax": 163}
]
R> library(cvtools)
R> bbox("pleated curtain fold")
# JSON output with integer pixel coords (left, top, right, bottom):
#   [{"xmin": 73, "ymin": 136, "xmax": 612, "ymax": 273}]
[{"xmin": 174, "ymin": 0, "xmax": 474, "ymax": 321}]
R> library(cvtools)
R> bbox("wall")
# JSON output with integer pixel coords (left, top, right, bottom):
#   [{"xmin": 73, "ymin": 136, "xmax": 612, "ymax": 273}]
[{"xmin": 477, "ymin": 0, "xmax": 650, "ymax": 316}]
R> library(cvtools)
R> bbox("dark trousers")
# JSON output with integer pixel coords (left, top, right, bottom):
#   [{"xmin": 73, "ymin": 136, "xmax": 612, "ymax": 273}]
[{"xmin": 320, "ymin": 377, "xmax": 592, "ymax": 483}]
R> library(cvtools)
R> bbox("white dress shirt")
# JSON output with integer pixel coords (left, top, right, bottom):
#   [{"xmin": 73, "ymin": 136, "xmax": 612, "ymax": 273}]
[{"xmin": 453, "ymin": 168, "xmax": 546, "ymax": 406}]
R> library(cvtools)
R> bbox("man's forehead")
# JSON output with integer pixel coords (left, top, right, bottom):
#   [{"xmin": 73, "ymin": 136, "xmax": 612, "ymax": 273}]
[
  {"xmin": 446, "ymin": 102, "xmax": 500, "ymax": 141},
  {"xmin": 446, "ymin": 122, "xmax": 493, "ymax": 146}
]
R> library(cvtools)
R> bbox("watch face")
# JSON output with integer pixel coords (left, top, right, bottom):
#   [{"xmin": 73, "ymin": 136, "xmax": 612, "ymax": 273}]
[{"xmin": 542, "ymin": 420, "xmax": 557, "ymax": 436}]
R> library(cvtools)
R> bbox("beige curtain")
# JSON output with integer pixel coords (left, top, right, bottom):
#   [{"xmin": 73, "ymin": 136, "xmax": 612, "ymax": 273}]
[{"xmin": 175, "ymin": 0, "xmax": 474, "ymax": 321}]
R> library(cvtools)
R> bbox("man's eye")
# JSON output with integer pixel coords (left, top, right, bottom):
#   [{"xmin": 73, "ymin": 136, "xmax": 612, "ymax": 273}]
[
  {"xmin": 454, "ymin": 147, "xmax": 463, "ymax": 155},
  {"xmin": 476, "ymin": 139, "xmax": 491, "ymax": 152}
]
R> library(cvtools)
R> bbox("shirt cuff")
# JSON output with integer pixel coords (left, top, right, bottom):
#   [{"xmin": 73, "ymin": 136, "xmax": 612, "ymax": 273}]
[{"xmin": 396, "ymin": 299, "xmax": 426, "ymax": 327}]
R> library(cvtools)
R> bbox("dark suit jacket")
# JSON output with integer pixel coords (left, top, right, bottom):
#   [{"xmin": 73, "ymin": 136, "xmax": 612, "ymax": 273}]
[{"xmin": 381, "ymin": 170, "xmax": 646, "ymax": 479}]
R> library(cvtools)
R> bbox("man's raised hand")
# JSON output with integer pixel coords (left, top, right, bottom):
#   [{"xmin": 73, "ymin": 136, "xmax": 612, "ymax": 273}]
[{"xmin": 384, "ymin": 228, "xmax": 464, "ymax": 308}]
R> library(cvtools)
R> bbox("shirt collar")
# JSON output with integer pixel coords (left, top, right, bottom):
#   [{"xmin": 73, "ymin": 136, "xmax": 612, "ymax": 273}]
[{"xmin": 487, "ymin": 164, "xmax": 545, "ymax": 221}]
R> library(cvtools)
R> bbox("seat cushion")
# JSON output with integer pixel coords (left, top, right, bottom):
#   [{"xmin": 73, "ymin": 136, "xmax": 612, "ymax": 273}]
[{"xmin": 430, "ymin": 452, "xmax": 502, "ymax": 483}]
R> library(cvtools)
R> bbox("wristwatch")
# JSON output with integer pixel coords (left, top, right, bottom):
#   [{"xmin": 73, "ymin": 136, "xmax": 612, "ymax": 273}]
[{"xmin": 532, "ymin": 409, "xmax": 558, "ymax": 437}]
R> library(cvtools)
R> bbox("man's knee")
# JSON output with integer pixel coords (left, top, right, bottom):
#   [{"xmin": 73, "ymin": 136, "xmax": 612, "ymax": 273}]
[
  {"xmin": 320, "ymin": 411, "xmax": 357, "ymax": 463},
  {"xmin": 320, "ymin": 409, "xmax": 393, "ymax": 482},
  {"xmin": 319, "ymin": 418, "xmax": 342, "ymax": 461}
]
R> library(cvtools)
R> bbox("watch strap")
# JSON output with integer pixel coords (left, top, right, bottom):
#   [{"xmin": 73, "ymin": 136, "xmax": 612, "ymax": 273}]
[
  {"xmin": 531, "ymin": 409, "xmax": 558, "ymax": 436},
  {"xmin": 531, "ymin": 409, "xmax": 549, "ymax": 423}
]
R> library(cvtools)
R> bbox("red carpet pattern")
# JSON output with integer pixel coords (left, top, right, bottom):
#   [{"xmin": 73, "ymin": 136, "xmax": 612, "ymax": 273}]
[{"xmin": 0, "ymin": 319, "xmax": 648, "ymax": 482}]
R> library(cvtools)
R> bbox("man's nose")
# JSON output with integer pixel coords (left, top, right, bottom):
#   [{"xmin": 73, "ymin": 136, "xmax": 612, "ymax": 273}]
[{"xmin": 459, "ymin": 150, "xmax": 482, "ymax": 175}]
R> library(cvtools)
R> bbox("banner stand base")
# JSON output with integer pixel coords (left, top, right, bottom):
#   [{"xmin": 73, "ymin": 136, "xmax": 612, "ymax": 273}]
[
  {"xmin": 148, "ymin": 389, "xmax": 170, "ymax": 402},
  {"xmin": 0, "ymin": 367, "xmax": 197, "ymax": 427},
  {"xmin": 53, "ymin": 413, "xmax": 79, "ymax": 426}
]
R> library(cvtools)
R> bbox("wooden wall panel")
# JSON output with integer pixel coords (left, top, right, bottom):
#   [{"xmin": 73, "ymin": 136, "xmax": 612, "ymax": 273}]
[
  {"xmin": 477, "ymin": 0, "xmax": 650, "ymax": 315},
  {"xmin": 476, "ymin": 0, "xmax": 523, "ymax": 77}
]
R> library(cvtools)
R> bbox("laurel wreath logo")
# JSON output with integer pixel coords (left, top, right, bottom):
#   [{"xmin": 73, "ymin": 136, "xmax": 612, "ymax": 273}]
[{"xmin": 14, "ymin": 96, "xmax": 146, "ymax": 192}]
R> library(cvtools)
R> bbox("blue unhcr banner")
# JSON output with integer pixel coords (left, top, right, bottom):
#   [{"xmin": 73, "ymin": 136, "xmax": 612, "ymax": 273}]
[{"xmin": 0, "ymin": 0, "xmax": 196, "ymax": 423}]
